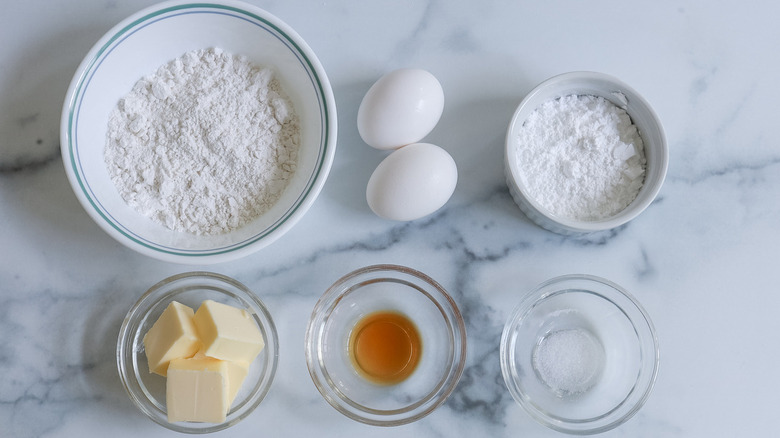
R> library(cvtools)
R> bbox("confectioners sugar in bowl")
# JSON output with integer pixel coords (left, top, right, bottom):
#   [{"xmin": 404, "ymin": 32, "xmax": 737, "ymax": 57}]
[
  {"xmin": 504, "ymin": 71, "xmax": 668, "ymax": 234},
  {"xmin": 513, "ymin": 94, "xmax": 645, "ymax": 222}
]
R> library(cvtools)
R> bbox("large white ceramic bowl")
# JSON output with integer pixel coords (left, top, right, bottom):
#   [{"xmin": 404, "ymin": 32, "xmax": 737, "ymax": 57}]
[{"xmin": 61, "ymin": 0, "xmax": 337, "ymax": 264}]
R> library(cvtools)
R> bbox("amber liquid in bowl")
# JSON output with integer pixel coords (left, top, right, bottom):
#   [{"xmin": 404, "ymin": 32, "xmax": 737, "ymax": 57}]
[{"xmin": 348, "ymin": 311, "xmax": 422, "ymax": 385}]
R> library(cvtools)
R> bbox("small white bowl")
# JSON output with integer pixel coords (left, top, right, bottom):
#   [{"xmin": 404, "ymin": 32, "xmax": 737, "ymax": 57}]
[
  {"xmin": 61, "ymin": 0, "xmax": 337, "ymax": 263},
  {"xmin": 504, "ymin": 71, "xmax": 667, "ymax": 234}
]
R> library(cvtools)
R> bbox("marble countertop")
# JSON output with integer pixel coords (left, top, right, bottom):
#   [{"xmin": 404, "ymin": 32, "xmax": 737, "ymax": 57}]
[{"xmin": 2, "ymin": 0, "xmax": 779, "ymax": 436}]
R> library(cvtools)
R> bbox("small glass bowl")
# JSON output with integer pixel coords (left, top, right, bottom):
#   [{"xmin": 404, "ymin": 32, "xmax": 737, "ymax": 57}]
[
  {"xmin": 305, "ymin": 264, "xmax": 467, "ymax": 426},
  {"xmin": 500, "ymin": 274, "xmax": 659, "ymax": 435},
  {"xmin": 117, "ymin": 272, "xmax": 279, "ymax": 433}
]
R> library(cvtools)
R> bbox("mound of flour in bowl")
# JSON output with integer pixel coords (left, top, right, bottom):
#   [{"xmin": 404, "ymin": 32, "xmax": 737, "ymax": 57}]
[{"xmin": 104, "ymin": 47, "xmax": 300, "ymax": 235}]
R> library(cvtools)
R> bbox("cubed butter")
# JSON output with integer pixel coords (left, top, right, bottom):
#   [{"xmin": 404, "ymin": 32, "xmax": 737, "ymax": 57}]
[
  {"xmin": 166, "ymin": 356, "xmax": 229, "ymax": 423},
  {"xmin": 190, "ymin": 351, "xmax": 249, "ymax": 406},
  {"xmin": 193, "ymin": 300, "xmax": 265, "ymax": 364},
  {"xmin": 143, "ymin": 301, "xmax": 200, "ymax": 376},
  {"xmin": 225, "ymin": 360, "xmax": 250, "ymax": 405}
]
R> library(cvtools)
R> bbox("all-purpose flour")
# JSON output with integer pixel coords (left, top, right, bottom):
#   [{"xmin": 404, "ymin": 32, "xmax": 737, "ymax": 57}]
[
  {"xmin": 514, "ymin": 95, "xmax": 645, "ymax": 221},
  {"xmin": 105, "ymin": 48, "xmax": 300, "ymax": 235}
]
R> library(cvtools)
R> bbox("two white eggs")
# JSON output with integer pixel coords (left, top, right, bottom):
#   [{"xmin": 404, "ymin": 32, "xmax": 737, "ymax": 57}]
[{"xmin": 358, "ymin": 69, "xmax": 457, "ymax": 221}]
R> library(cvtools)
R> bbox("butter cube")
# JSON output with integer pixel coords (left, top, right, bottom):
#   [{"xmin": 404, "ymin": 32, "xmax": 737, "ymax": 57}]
[
  {"xmin": 143, "ymin": 301, "xmax": 200, "ymax": 376},
  {"xmin": 193, "ymin": 300, "xmax": 265, "ymax": 364},
  {"xmin": 190, "ymin": 351, "xmax": 249, "ymax": 406},
  {"xmin": 166, "ymin": 356, "xmax": 229, "ymax": 423},
  {"xmin": 225, "ymin": 360, "xmax": 250, "ymax": 405}
]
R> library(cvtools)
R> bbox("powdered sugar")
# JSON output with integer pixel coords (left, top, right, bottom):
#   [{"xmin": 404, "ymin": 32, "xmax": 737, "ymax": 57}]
[
  {"xmin": 104, "ymin": 48, "xmax": 300, "ymax": 235},
  {"xmin": 514, "ymin": 95, "xmax": 645, "ymax": 221}
]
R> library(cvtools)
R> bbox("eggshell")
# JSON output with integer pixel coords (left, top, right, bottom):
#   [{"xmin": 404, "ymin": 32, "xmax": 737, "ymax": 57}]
[
  {"xmin": 366, "ymin": 143, "xmax": 457, "ymax": 221},
  {"xmin": 357, "ymin": 69, "xmax": 444, "ymax": 150}
]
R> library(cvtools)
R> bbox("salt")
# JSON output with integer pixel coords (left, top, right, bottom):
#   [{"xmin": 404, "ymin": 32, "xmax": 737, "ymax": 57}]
[{"xmin": 532, "ymin": 328, "xmax": 604, "ymax": 396}]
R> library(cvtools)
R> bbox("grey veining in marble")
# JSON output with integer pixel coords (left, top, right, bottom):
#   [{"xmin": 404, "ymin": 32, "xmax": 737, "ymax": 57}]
[{"xmin": 3, "ymin": 0, "xmax": 780, "ymax": 437}]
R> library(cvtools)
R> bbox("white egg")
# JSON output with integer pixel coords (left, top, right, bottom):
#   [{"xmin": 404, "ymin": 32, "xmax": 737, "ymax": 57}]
[
  {"xmin": 366, "ymin": 143, "xmax": 457, "ymax": 221},
  {"xmin": 357, "ymin": 69, "xmax": 444, "ymax": 150}
]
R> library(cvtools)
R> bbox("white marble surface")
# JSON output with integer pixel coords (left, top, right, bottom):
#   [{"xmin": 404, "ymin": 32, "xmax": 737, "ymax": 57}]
[{"xmin": 2, "ymin": 0, "xmax": 779, "ymax": 436}]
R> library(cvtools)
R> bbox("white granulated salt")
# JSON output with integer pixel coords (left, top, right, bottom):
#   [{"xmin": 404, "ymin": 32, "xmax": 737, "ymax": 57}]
[
  {"xmin": 515, "ymin": 95, "xmax": 645, "ymax": 221},
  {"xmin": 104, "ymin": 47, "xmax": 300, "ymax": 235},
  {"xmin": 532, "ymin": 328, "xmax": 604, "ymax": 396}
]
